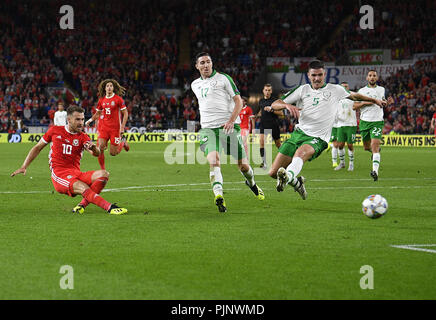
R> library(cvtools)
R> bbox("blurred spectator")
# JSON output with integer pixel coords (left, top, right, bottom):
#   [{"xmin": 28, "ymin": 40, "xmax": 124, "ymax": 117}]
[
  {"xmin": 322, "ymin": 0, "xmax": 436, "ymax": 62},
  {"xmin": 0, "ymin": 0, "xmax": 434, "ymax": 134},
  {"xmin": 53, "ymin": 101, "xmax": 68, "ymax": 126}
]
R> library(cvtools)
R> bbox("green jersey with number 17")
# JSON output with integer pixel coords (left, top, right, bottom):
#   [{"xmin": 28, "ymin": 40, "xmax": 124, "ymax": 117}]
[
  {"xmin": 191, "ymin": 70, "xmax": 241, "ymax": 129},
  {"xmin": 281, "ymin": 83, "xmax": 350, "ymax": 143}
]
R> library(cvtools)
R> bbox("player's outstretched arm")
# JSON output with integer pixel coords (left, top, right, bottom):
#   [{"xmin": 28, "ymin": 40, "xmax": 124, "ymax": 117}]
[
  {"xmin": 271, "ymin": 100, "xmax": 299, "ymax": 119},
  {"xmin": 352, "ymin": 101, "xmax": 374, "ymax": 111},
  {"xmin": 11, "ymin": 140, "xmax": 47, "ymax": 177},
  {"xmin": 85, "ymin": 110, "xmax": 102, "ymax": 126},
  {"xmin": 223, "ymin": 95, "xmax": 244, "ymax": 134},
  {"xmin": 250, "ymin": 116, "xmax": 255, "ymax": 133},
  {"xmin": 348, "ymin": 92, "xmax": 387, "ymax": 108},
  {"xmin": 120, "ymin": 108, "xmax": 128, "ymax": 134}
]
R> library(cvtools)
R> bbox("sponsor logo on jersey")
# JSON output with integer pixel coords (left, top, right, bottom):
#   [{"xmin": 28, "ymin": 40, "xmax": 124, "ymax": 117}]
[{"xmin": 67, "ymin": 175, "xmax": 73, "ymax": 179}]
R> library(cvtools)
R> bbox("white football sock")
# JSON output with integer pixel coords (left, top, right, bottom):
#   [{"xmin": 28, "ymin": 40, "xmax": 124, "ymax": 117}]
[
  {"xmin": 210, "ymin": 167, "xmax": 223, "ymax": 197},
  {"xmin": 372, "ymin": 153, "xmax": 380, "ymax": 173},
  {"xmin": 286, "ymin": 157, "xmax": 304, "ymax": 186},
  {"xmin": 348, "ymin": 149, "xmax": 354, "ymax": 165},
  {"xmin": 241, "ymin": 166, "xmax": 255, "ymax": 187},
  {"xmin": 332, "ymin": 147, "xmax": 338, "ymax": 163},
  {"xmin": 338, "ymin": 148, "xmax": 345, "ymax": 165}
]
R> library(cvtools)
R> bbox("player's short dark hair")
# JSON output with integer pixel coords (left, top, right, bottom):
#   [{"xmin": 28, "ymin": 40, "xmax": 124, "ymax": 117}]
[
  {"xmin": 264, "ymin": 83, "xmax": 272, "ymax": 88},
  {"xmin": 195, "ymin": 52, "xmax": 211, "ymax": 63},
  {"xmin": 341, "ymin": 81, "xmax": 348, "ymax": 85},
  {"xmin": 67, "ymin": 105, "xmax": 84, "ymax": 116},
  {"xmin": 308, "ymin": 60, "xmax": 325, "ymax": 70},
  {"xmin": 368, "ymin": 69, "xmax": 377, "ymax": 74}
]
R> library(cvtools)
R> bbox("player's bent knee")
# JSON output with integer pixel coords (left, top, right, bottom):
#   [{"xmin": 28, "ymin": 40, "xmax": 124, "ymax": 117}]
[
  {"xmin": 100, "ymin": 170, "xmax": 110, "ymax": 178},
  {"xmin": 72, "ymin": 180, "xmax": 88, "ymax": 195}
]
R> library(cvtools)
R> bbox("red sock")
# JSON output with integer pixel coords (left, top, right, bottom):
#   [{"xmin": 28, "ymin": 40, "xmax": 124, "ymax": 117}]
[
  {"xmin": 117, "ymin": 141, "xmax": 125, "ymax": 153},
  {"xmin": 98, "ymin": 152, "xmax": 105, "ymax": 170},
  {"xmin": 79, "ymin": 177, "xmax": 108, "ymax": 208},
  {"xmin": 82, "ymin": 188, "xmax": 111, "ymax": 212},
  {"xmin": 79, "ymin": 198, "xmax": 89, "ymax": 207}
]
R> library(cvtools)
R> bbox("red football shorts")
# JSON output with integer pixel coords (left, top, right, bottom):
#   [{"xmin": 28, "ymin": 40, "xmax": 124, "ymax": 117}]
[
  {"xmin": 98, "ymin": 128, "xmax": 121, "ymax": 146},
  {"xmin": 51, "ymin": 169, "xmax": 95, "ymax": 197}
]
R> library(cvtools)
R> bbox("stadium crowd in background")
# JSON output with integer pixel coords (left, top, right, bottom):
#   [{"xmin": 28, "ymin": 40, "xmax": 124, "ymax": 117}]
[
  {"xmin": 380, "ymin": 56, "xmax": 436, "ymax": 134},
  {"xmin": 0, "ymin": 0, "xmax": 435, "ymax": 136},
  {"xmin": 187, "ymin": 0, "xmax": 348, "ymax": 97},
  {"xmin": 321, "ymin": 0, "xmax": 436, "ymax": 62}
]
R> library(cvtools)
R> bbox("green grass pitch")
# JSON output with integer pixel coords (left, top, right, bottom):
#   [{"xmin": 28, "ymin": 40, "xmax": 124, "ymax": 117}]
[{"xmin": 0, "ymin": 143, "xmax": 435, "ymax": 299}]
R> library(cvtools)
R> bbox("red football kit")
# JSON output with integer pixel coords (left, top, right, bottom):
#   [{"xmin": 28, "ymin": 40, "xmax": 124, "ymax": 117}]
[
  {"xmin": 239, "ymin": 105, "xmax": 253, "ymax": 136},
  {"xmin": 96, "ymin": 93, "xmax": 126, "ymax": 145},
  {"xmin": 42, "ymin": 125, "xmax": 94, "ymax": 197}
]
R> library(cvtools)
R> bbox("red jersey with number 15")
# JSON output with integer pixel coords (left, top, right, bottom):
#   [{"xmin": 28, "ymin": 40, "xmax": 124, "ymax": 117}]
[
  {"xmin": 41, "ymin": 125, "xmax": 91, "ymax": 172},
  {"xmin": 96, "ymin": 94, "xmax": 126, "ymax": 131},
  {"xmin": 239, "ymin": 105, "xmax": 253, "ymax": 130}
]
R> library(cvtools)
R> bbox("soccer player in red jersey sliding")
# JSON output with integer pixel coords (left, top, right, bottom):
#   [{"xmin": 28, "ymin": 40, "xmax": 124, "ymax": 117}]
[
  {"xmin": 11, "ymin": 106, "xmax": 128, "ymax": 215},
  {"xmin": 85, "ymin": 79, "xmax": 130, "ymax": 170}
]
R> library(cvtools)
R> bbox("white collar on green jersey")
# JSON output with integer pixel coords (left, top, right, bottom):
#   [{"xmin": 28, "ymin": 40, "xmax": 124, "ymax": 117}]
[
  {"xmin": 310, "ymin": 82, "xmax": 328, "ymax": 90},
  {"xmin": 201, "ymin": 69, "xmax": 217, "ymax": 80}
]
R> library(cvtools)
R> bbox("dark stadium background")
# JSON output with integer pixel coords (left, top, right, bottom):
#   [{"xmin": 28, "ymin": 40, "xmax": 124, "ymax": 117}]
[{"xmin": 1, "ymin": 0, "xmax": 435, "ymax": 137}]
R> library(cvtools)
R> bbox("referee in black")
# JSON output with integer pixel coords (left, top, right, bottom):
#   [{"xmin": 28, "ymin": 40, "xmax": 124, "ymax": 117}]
[{"xmin": 257, "ymin": 83, "xmax": 282, "ymax": 169}]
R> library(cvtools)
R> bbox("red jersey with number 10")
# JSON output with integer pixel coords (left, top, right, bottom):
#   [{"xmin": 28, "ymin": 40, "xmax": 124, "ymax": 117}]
[
  {"xmin": 96, "ymin": 94, "xmax": 126, "ymax": 132},
  {"xmin": 41, "ymin": 125, "xmax": 91, "ymax": 172},
  {"xmin": 239, "ymin": 105, "xmax": 253, "ymax": 130}
]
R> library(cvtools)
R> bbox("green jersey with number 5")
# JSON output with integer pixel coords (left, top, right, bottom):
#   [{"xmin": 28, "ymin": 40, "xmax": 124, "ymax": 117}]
[{"xmin": 281, "ymin": 83, "xmax": 350, "ymax": 143}]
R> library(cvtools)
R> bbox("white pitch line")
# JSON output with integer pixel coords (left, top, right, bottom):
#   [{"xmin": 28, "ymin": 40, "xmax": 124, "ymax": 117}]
[
  {"xmin": 103, "ymin": 177, "xmax": 436, "ymax": 192},
  {"xmin": 390, "ymin": 245, "xmax": 436, "ymax": 254},
  {"xmin": 310, "ymin": 177, "xmax": 436, "ymax": 182},
  {"xmin": 0, "ymin": 190, "xmax": 52, "ymax": 194},
  {"xmin": 1, "ymin": 185, "xmax": 436, "ymax": 195},
  {"xmin": 103, "ymin": 185, "xmax": 436, "ymax": 193},
  {"xmin": 2, "ymin": 177, "xmax": 435, "ymax": 195}
]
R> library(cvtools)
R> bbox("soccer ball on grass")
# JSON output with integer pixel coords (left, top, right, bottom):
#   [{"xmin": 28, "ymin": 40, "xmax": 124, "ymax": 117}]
[{"xmin": 362, "ymin": 194, "xmax": 388, "ymax": 219}]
